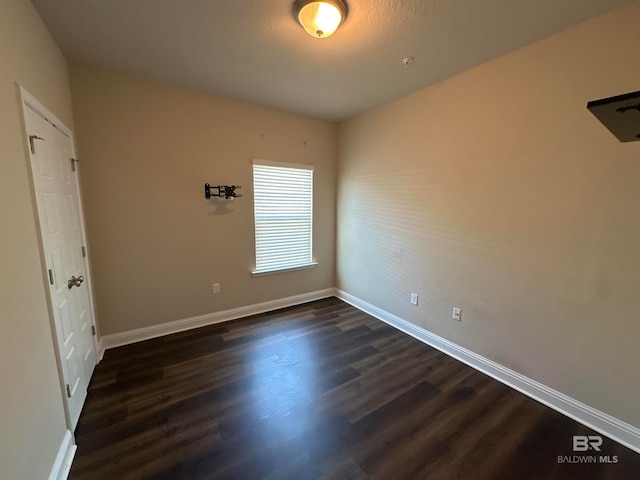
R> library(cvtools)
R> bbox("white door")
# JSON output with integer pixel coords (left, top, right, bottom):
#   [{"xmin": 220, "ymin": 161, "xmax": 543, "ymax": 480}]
[{"xmin": 23, "ymin": 98, "xmax": 97, "ymax": 429}]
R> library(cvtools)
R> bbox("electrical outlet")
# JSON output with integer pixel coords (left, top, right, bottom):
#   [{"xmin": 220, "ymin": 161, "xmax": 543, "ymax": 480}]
[
  {"xmin": 212, "ymin": 283, "xmax": 220, "ymax": 294},
  {"xmin": 410, "ymin": 293, "xmax": 418, "ymax": 306},
  {"xmin": 452, "ymin": 307, "xmax": 461, "ymax": 321}
]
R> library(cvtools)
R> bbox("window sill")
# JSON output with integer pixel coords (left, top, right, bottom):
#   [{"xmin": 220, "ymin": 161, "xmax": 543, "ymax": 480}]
[{"xmin": 251, "ymin": 262, "xmax": 318, "ymax": 277}]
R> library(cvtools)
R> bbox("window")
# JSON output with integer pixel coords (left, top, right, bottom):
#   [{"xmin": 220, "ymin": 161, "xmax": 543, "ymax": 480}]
[{"xmin": 252, "ymin": 160, "xmax": 315, "ymax": 276}]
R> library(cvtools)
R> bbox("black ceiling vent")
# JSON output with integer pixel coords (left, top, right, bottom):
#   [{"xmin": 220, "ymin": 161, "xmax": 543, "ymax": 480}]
[{"xmin": 587, "ymin": 90, "xmax": 640, "ymax": 143}]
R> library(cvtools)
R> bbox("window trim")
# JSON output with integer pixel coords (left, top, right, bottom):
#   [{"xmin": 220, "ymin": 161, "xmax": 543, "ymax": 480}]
[
  {"xmin": 251, "ymin": 262, "xmax": 318, "ymax": 278},
  {"xmin": 253, "ymin": 158, "xmax": 314, "ymax": 171}
]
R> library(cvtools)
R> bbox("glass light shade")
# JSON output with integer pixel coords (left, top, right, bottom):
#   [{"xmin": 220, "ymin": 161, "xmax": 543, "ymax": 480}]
[{"xmin": 296, "ymin": 1, "xmax": 345, "ymax": 38}]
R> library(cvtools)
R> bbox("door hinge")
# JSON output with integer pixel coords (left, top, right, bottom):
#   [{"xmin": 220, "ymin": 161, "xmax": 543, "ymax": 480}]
[
  {"xmin": 70, "ymin": 157, "xmax": 79, "ymax": 172},
  {"xmin": 29, "ymin": 135, "xmax": 44, "ymax": 154},
  {"xmin": 81, "ymin": 246, "xmax": 87, "ymax": 258},
  {"xmin": 66, "ymin": 384, "xmax": 71, "ymax": 398},
  {"xmin": 48, "ymin": 269, "xmax": 54, "ymax": 285},
  {"xmin": 91, "ymin": 325, "xmax": 96, "ymax": 336}
]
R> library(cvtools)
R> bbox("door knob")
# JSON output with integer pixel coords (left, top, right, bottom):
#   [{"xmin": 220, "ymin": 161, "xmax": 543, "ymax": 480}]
[{"xmin": 67, "ymin": 275, "xmax": 84, "ymax": 289}]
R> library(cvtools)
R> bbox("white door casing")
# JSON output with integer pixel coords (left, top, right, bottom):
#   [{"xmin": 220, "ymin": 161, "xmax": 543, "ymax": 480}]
[{"xmin": 22, "ymin": 90, "xmax": 97, "ymax": 429}]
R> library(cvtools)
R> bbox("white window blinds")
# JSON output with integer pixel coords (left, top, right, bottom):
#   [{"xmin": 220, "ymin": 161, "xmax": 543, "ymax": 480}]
[{"xmin": 252, "ymin": 160, "xmax": 314, "ymax": 275}]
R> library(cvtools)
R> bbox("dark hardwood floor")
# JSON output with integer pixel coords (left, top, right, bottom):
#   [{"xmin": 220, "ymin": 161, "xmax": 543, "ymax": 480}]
[{"xmin": 70, "ymin": 297, "xmax": 640, "ymax": 479}]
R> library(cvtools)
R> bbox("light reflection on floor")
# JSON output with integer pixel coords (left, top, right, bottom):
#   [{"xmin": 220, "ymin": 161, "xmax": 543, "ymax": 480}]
[{"xmin": 247, "ymin": 333, "xmax": 320, "ymax": 443}]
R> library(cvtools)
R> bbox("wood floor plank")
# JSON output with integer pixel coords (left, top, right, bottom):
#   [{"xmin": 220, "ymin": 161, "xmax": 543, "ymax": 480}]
[{"xmin": 70, "ymin": 297, "xmax": 640, "ymax": 479}]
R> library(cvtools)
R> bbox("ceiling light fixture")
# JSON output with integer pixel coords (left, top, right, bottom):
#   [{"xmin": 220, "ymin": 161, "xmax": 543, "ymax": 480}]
[{"xmin": 294, "ymin": 0, "xmax": 347, "ymax": 39}]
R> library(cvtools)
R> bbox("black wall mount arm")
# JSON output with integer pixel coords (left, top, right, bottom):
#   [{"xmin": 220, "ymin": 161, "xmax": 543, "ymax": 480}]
[
  {"xmin": 587, "ymin": 90, "xmax": 640, "ymax": 142},
  {"xmin": 204, "ymin": 183, "xmax": 242, "ymax": 199}
]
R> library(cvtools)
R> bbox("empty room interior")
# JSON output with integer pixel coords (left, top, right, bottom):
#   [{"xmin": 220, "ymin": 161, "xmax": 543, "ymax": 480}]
[{"xmin": 2, "ymin": 0, "xmax": 640, "ymax": 478}]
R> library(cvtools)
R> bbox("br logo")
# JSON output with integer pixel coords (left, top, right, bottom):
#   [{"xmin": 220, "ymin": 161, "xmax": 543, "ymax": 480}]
[{"xmin": 573, "ymin": 435, "xmax": 603, "ymax": 452}]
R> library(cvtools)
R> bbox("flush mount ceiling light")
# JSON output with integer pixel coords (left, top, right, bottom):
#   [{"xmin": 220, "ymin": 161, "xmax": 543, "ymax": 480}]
[{"xmin": 294, "ymin": 0, "xmax": 347, "ymax": 39}]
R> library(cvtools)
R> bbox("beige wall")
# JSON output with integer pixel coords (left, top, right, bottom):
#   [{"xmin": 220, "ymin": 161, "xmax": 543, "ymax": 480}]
[
  {"xmin": 337, "ymin": 2, "xmax": 640, "ymax": 427},
  {"xmin": 69, "ymin": 64, "xmax": 337, "ymax": 336},
  {"xmin": 0, "ymin": 0, "xmax": 75, "ymax": 478}
]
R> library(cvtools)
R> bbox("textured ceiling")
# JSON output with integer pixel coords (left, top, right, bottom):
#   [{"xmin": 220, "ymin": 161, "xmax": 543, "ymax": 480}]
[{"xmin": 32, "ymin": 0, "xmax": 633, "ymax": 121}]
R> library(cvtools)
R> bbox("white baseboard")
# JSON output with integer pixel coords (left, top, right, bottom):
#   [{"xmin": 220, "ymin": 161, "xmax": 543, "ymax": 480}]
[
  {"xmin": 335, "ymin": 289, "xmax": 640, "ymax": 454},
  {"xmin": 97, "ymin": 337, "xmax": 106, "ymax": 362},
  {"xmin": 48, "ymin": 430, "xmax": 76, "ymax": 480},
  {"xmin": 99, "ymin": 288, "xmax": 335, "ymax": 352}
]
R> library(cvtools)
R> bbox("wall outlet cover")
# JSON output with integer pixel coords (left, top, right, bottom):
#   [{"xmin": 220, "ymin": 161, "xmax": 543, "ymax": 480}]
[{"xmin": 410, "ymin": 293, "xmax": 418, "ymax": 306}]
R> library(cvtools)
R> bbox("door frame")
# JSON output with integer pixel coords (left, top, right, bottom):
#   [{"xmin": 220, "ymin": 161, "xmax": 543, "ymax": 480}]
[{"xmin": 19, "ymin": 86, "xmax": 99, "ymax": 429}]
